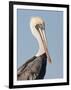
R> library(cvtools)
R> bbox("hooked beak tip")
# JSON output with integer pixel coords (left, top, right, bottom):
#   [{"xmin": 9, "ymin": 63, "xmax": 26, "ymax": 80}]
[{"xmin": 47, "ymin": 55, "xmax": 52, "ymax": 64}]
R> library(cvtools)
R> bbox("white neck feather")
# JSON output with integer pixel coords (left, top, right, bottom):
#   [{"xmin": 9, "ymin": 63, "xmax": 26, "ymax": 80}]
[
  {"xmin": 36, "ymin": 37, "xmax": 45, "ymax": 56},
  {"xmin": 33, "ymin": 31, "xmax": 46, "ymax": 56}
]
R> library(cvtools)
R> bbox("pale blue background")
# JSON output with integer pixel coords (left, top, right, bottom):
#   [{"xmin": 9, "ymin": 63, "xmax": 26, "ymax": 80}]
[{"xmin": 17, "ymin": 9, "xmax": 63, "ymax": 79}]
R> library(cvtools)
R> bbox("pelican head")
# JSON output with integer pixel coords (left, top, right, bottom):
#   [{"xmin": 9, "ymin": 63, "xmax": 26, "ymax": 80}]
[{"xmin": 30, "ymin": 17, "xmax": 51, "ymax": 63}]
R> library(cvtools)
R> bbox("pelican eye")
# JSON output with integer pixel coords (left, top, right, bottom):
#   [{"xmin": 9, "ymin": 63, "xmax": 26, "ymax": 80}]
[{"xmin": 35, "ymin": 24, "xmax": 45, "ymax": 30}]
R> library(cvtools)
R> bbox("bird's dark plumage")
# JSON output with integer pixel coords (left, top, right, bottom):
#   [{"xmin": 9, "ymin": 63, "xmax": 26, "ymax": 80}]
[{"xmin": 17, "ymin": 53, "xmax": 47, "ymax": 80}]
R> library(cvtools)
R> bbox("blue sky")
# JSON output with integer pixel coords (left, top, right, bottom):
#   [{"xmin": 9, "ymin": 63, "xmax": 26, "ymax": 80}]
[{"xmin": 17, "ymin": 9, "xmax": 63, "ymax": 79}]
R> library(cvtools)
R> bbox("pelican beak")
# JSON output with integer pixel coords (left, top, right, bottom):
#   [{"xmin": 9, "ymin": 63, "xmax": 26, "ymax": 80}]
[{"xmin": 39, "ymin": 28, "xmax": 52, "ymax": 64}]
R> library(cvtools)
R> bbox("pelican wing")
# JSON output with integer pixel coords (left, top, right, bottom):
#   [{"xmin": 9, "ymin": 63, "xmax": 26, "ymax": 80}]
[
  {"xmin": 17, "ymin": 56, "xmax": 36, "ymax": 76},
  {"xmin": 17, "ymin": 56, "xmax": 43, "ymax": 80},
  {"xmin": 17, "ymin": 53, "xmax": 47, "ymax": 80}
]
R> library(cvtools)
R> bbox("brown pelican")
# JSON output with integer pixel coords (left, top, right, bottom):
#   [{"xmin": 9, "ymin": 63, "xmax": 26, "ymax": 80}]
[{"xmin": 17, "ymin": 17, "xmax": 52, "ymax": 80}]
